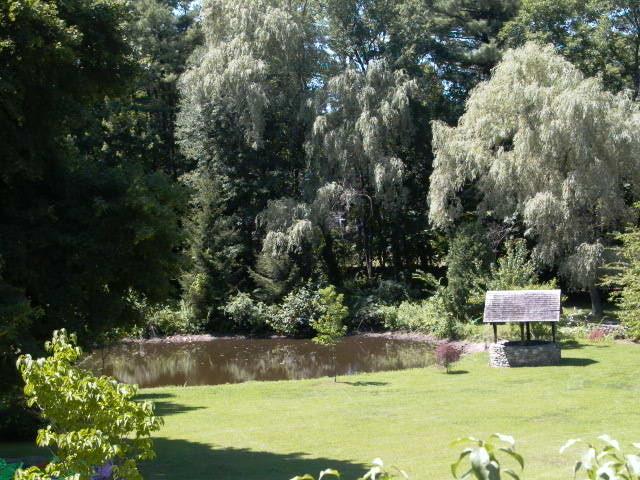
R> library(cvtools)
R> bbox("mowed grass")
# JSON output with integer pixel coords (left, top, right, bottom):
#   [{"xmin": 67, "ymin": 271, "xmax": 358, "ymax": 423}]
[{"xmin": 3, "ymin": 342, "xmax": 640, "ymax": 479}]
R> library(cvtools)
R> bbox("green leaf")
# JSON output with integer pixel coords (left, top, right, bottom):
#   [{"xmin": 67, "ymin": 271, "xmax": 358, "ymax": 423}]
[
  {"xmin": 451, "ymin": 437, "xmax": 480, "ymax": 448},
  {"xmin": 503, "ymin": 468, "xmax": 521, "ymax": 480},
  {"xmin": 491, "ymin": 433, "xmax": 515, "ymax": 448},
  {"xmin": 561, "ymin": 439, "xmax": 582, "ymax": 454},
  {"xmin": 319, "ymin": 468, "xmax": 340, "ymax": 479},
  {"xmin": 470, "ymin": 447, "xmax": 491, "ymax": 472},
  {"xmin": 499, "ymin": 448, "xmax": 524, "ymax": 469},
  {"xmin": 599, "ymin": 435, "xmax": 621, "ymax": 451},
  {"xmin": 573, "ymin": 460, "xmax": 583, "ymax": 477},
  {"xmin": 626, "ymin": 454, "xmax": 640, "ymax": 476},
  {"xmin": 451, "ymin": 449, "xmax": 473, "ymax": 478}
]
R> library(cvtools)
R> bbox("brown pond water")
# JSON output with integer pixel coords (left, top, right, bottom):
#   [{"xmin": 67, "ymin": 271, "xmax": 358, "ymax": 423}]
[{"xmin": 82, "ymin": 336, "xmax": 436, "ymax": 388}]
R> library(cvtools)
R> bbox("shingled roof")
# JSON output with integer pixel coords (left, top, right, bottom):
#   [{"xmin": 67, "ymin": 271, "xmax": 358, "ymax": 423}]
[{"xmin": 483, "ymin": 290, "xmax": 561, "ymax": 324}]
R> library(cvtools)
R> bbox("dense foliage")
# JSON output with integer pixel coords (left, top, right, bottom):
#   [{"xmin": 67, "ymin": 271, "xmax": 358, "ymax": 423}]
[
  {"xmin": 15, "ymin": 330, "xmax": 162, "ymax": 480},
  {"xmin": 311, "ymin": 287, "xmax": 348, "ymax": 344},
  {"xmin": 0, "ymin": 0, "xmax": 201, "ymax": 436},
  {"xmin": 429, "ymin": 42, "xmax": 640, "ymax": 316},
  {"xmin": 5, "ymin": 0, "xmax": 640, "ymax": 441},
  {"xmin": 604, "ymin": 210, "xmax": 640, "ymax": 341}
]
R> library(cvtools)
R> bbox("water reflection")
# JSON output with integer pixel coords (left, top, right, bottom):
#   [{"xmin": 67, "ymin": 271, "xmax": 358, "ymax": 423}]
[{"xmin": 82, "ymin": 337, "xmax": 435, "ymax": 388}]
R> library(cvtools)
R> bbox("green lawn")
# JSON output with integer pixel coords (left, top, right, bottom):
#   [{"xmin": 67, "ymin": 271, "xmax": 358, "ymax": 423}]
[{"xmin": 3, "ymin": 341, "xmax": 640, "ymax": 479}]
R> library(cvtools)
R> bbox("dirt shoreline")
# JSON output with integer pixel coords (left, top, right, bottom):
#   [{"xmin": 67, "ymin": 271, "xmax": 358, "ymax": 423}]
[{"xmin": 120, "ymin": 331, "xmax": 487, "ymax": 354}]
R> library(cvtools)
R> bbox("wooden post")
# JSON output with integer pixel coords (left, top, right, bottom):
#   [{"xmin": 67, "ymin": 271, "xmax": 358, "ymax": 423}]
[
  {"xmin": 552, "ymin": 323, "xmax": 557, "ymax": 343},
  {"xmin": 520, "ymin": 323, "xmax": 525, "ymax": 343},
  {"xmin": 526, "ymin": 322, "xmax": 531, "ymax": 342},
  {"xmin": 493, "ymin": 323, "xmax": 498, "ymax": 343}
]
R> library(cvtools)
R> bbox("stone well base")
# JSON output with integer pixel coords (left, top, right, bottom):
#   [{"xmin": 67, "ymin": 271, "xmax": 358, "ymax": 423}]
[{"xmin": 489, "ymin": 341, "xmax": 561, "ymax": 367}]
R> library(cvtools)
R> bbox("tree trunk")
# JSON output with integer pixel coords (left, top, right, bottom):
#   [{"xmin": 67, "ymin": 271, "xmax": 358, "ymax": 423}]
[
  {"xmin": 320, "ymin": 229, "xmax": 341, "ymax": 286},
  {"xmin": 590, "ymin": 286, "xmax": 603, "ymax": 318}
]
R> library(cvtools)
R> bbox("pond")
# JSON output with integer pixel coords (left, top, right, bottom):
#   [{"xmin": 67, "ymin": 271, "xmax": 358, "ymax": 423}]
[{"xmin": 82, "ymin": 336, "xmax": 436, "ymax": 387}]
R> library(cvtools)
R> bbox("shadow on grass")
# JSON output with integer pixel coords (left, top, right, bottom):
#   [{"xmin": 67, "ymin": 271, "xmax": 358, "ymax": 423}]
[
  {"xmin": 560, "ymin": 357, "xmax": 598, "ymax": 367},
  {"xmin": 136, "ymin": 393, "xmax": 206, "ymax": 417},
  {"xmin": 142, "ymin": 438, "xmax": 366, "ymax": 480},
  {"xmin": 340, "ymin": 381, "xmax": 388, "ymax": 387},
  {"xmin": 445, "ymin": 370, "xmax": 469, "ymax": 375},
  {"xmin": 562, "ymin": 340, "xmax": 610, "ymax": 350}
]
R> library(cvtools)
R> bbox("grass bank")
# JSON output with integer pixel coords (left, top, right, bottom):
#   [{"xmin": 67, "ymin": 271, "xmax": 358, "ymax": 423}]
[{"xmin": 2, "ymin": 341, "xmax": 639, "ymax": 479}]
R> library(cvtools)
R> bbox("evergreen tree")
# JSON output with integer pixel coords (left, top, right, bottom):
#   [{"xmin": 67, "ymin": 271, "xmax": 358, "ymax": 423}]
[
  {"xmin": 604, "ymin": 210, "xmax": 640, "ymax": 340},
  {"xmin": 502, "ymin": 0, "xmax": 640, "ymax": 99}
]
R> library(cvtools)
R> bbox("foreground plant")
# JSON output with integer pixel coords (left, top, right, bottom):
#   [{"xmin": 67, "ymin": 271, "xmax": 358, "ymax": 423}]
[
  {"xmin": 291, "ymin": 458, "xmax": 408, "ymax": 480},
  {"xmin": 311, "ymin": 286, "xmax": 348, "ymax": 382},
  {"xmin": 451, "ymin": 434, "xmax": 524, "ymax": 480},
  {"xmin": 15, "ymin": 330, "xmax": 162, "ymax": 480},
  {"xmin": 291, "ymin": 434, "xmax": 640, "ymax": 479},
  {"xmin": 435, "ymin": 343, "xmax": 463, "ymax": 373},
  {"xmin": 560, "ymin": 435, "xmax": 640, "ymax": 479}
]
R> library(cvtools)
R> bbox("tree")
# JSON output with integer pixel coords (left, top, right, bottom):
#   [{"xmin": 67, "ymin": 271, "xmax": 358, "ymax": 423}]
[
  {"xmin": 106, "ymin": 0, "xmax": 202, "ymax": 177},
  {"xmin": 428, "ymin": 42, "xmax": 640, "ymax": 316},
  {"xmin": 445, "ymin": 223, "xmax": 493, "ymax": 321},
  {"xmin": 177, "ymin": 0, "xmax": 321, "ymax": 319},
  {"xmin": 603, "ymin": 208, "xmax": 640, "ymax": 341},
  {"xmin": 395, "ymin": 0, "xmax": 519, "ymax": 110},
  {"xmin": 180, "ymin": 170, "xmax": 245, "ymax": 328},
  {"xmin": 304, "ymin": 61, "xmax": 420, "ymax": 278},
  {"xmin": 15, "ymin": 330, "xmax": 162, "ymax": 480},
  {"xmin": 488, "ymin": 238, "xmax": 539, "ymax": 290},
  {"xmin": 0, "ymin": 0, "xmax": 133, "ymax": 182},
  {"xmin": 311, "ymin": 286, "xmax": 348, "ymax": 382},
  {"xmin": 501, "ymin": 0, "xmax": 640, "ymax": 99},
  {"xmin": 0, "ymin": 0, "xmax": 189, "ymax": 434},
  {"xmin": 0, "ymin": 267, "xmax": 42, "ymax": 439}
]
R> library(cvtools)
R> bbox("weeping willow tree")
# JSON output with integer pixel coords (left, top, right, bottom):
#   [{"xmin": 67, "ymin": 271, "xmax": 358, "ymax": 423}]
[
  {"xmin": 177, "ymin": 0, "xmax": 320, "ymax": 323},
  {"xmin": 428, "ymin": 42, "xmax": 640, "ymax": 315},
  {"xmin": 303, "ymin": 61, "xmax": 419, "ymax": 278},
  {"xmin": 258, "ymin": 60, "xmax": 420, "ymax": 281},
  {"xmin": 258, "ymin": 182, "xmax": 350, "ymax": 285}
]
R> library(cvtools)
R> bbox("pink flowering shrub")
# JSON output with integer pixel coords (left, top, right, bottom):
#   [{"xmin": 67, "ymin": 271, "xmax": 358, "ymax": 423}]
[
  {"xmin": 435, "ymin": 343, "xmax": 462, "ymax": 373},
  {"xmin": 588, "ymin": 328, "xmax": 606, "ymax": 342}
]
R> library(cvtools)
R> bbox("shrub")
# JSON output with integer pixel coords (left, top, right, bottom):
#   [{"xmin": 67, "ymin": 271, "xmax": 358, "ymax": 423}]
[
  {"xmin": 587, "ymin": 327, "xmax": 607, "ymax": 342},
  {"xmin": 349, "ymin": 296, "xmax": 398, "ymax": 330},
  {"xmin": 446, "ymin": 223, "xmax": 493, "ymax": 321},
  {"xmin": 222, "ymin": 292, "xmax": 268, "ymax": 333},
  {"xmin": 311, "ymin": 286, "xmax": 348, "ymax": 347},
  {"xmin": 451, "ymin": 434, "xmax": 523, "ymax": 480},
  {"xmin": 146, "ymin": 302, "xmax": 204, "ymax": 336},
  {"xmin": 346, "ymin": 278, "xmax": 411, "ymax": 330},
  {"xmin": 560, "ymin": 435, "xmax": 640, "ymax": 480},
  {"xmin": 488, "ymin": 238, "xmax": 538, "ymax": 290},
  {"xmin": 15, "ymin": 330, "xmax": 162, "ymax": 480},
  {"xmin": 378, "ymin": 304, "xmax": 400, "ymax": 330},
  {"xmin": 267, "ymin": 285, "xmax": 320, "ymax": 336},
  {"xmin": 603, "ymin": 217, "xmax": 640, "ymax": 341},
  {"xmin": 373, "ymin": 279, "xmax": 411, "ymax": 304},
  {"xmin": 435, "ymin": 343, "xmax": 462, "ymax": 373},
  {"xmin": 395, "ymin": 289, "xmax": 457, "ymax": 339}
]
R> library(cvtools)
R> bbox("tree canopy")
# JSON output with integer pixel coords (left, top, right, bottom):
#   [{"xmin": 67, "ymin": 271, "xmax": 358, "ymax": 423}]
[
  {"xmin": 429, "ymin": 42, "xmax": 640, "ymax": 313},
  {"xmin": 5, "ymin": 0, "xmax": 640, "ymax": 437}
]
